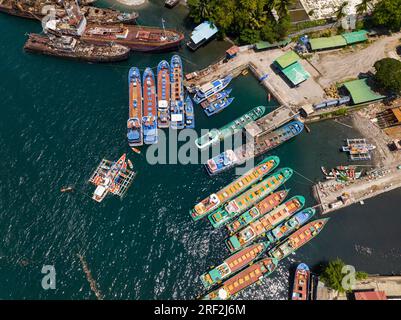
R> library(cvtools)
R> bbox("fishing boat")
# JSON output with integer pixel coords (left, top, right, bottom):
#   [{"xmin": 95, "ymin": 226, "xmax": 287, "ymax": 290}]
[
  {"xmin": 200, "ymin": 242, "xmax": 270, "ymax": 290},
  {"xmin": 226, "ymin": 195, "xmax": 305, "ymax": 252},
  {"xmin": 208, "ymin": 168, "xmax": 293, "ymax": 229},
  {"xmin": 127, "ymin": 67, "xmax": 143, "ymax": 147},
  {"xmin": 196, "ymin": 106, "xmax": 266, "ymax": 151},
  {"xmin": 142, "ymin": 67, "xmax": 158, "ymax": 144},
  {"xmin": 170, "ymin": 55, "xmax": 185, "ymax": 129},
  {"xmin": 184, "ymin": 96, "xmax": 195, "ymax": 128},
  {"xmin": 292, "ymin": 263, "xmax": 310, "ymax": 300},
  {"xmin": 157, "ymin": 60, "xmax": 170, "ymax": 128},
  {"xmin": 203, "ymin": 97, "xmax": 235, "ymax": 117},
  {"xmin": 200, "ymin": 88, "xmax": 232, "ymax": 109},
  {"xmin": 205, "ymin": 120, "xmax": 304, "ymax": 175},
  {"xmin": 190, "ymin": 156, "xmax": 280, "ymax": 221},
  {"xmin": 202, "ymin": 258, "xmax": 278, "ymax": 300},
  {"xmin": 193, "ymin": 75, "xmax": 233, "ymax": 104},
  {"xmin": 226, "ymin": 190, "xmax": 289, "ymax": 234},
  {"xmin": 269, "ymin": 218, "xmax": 330, "ymax": 261},
  {"xmin": 60, "ymin": 187, "xmax": 74, "ymax": 193}
]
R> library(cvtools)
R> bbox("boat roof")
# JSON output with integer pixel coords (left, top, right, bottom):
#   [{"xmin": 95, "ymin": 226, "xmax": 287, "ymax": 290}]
[
  {"xmin": 229, "ymin": 236, "xmax": 241, "ymax": 250},
  {"xmin": 190, "ymin": 21, "xmax": 218, "ymax": 45}
]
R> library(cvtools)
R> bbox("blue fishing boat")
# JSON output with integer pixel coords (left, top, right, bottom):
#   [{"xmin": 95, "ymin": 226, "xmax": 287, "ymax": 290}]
[
  {"xmin": 142, "ymin": 67, "xmax": 158, "ymax": 144},
  {"xmin": 193, "ymin": 75, "xmax": 233, "ymax": 104},
  {"xmin": 204, "ymin": 97, "xmax": 235, "ymax": 117},
  {"xmin": 127, "ymin": 67, "xmax": 143, "ymax": 147},
  {"xmin": 184, "ymin": 96, "xmax": 195, "ymax": 128},
  {"xmin": 200, "ymin": 88, "xmax": 232, "ymax": 108},
  {"xmin": 157, "ymin": 60, "xmax": 171, "ymax": 128},
  {"xmin": 205, "ymin": 150, "xmax": 238, "ymax": 176},
  {"xmin": 170, "ymin": 55, "xmax": 185, "ymax": 129}
]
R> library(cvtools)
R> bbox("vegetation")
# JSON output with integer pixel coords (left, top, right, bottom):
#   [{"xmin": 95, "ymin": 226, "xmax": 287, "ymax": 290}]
[
  {"xmin": 372, "ymin": 0, "xmax": 401, "ymax": 31},
  {"xmin": 187, "ymin": 0, "xmax": 294, "ymax": 44},
  {"xmin": 374, "ymin": 58, "xmax": 401, "ymax": 94},
  {"xmin": 320, "ymin": 258, "xmax": 368, "ymax": 293}
]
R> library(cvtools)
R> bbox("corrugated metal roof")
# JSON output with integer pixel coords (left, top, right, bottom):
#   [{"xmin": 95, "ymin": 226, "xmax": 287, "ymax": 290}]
[
  {"xmin": 255, "ymin": 38, "xmax": 291, "ymax": 50},
  {"xmin": 343, "ymin": 79, "xmax": 385, "ymax": 105},
  {"xmin": 190, "ymin": 21, "xmax": 218, "ymax": 45},
  {"xmin": 281, "ymin": 61, "xmax": 310, "ymax": 86},
  {"xmin": 354, "ymin": 291, "xmax": 387, "ymax": 300},
  {"xmin": 309, "ymin": 35, "xmax": 347, "ymax": 50},
  {"xmin": 275, "ymin": 51, "xmax": 300, "ymax": 69},
  {"xmin": 342, "ymin": 30, "xmax": 368, "ymax": 45}
]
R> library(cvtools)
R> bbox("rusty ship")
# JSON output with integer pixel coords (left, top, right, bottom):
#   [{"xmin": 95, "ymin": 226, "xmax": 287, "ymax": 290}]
[{"xmin": 24, "ymin": 33, "xmax": 130, "ymax": 62}]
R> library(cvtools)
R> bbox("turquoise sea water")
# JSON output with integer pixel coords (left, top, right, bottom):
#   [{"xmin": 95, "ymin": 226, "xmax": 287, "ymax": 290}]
[{"xmin": 0, "ymin": 0, "xmax": 401, "ymax": 300}]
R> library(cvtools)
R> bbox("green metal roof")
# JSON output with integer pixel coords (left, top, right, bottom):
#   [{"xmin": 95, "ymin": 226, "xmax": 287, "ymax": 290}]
[
  {"xmin": 275, "ymin": 51, "xmax": 300, "ymax": 69},
  {"xmin": 281, "ymin": 61, "xmax": 311, "ymax": 86},
  {"xmin": 342, "ymin": 30, "xmax": 368, "ymax": 45},
  {"xmin": 309, "ymin": 35, "xmax": 347, "ymax": 50},
  {"xmin": 343, "ymin": 79, "xmax": 385, "ymax": 105},
  {"xmin": 255, "ymin": 38, "xmax": 291, "ymax": 50}
]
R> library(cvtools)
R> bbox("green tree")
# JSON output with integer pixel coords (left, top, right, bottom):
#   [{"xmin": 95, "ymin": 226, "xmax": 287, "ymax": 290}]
[
  {"xmin": 372, "ymin": 0, "xmax": 401, "ymax": 31},
  {"xmin": 187, "ymin": 0, "xmax": 212, "ymax": 23},
  {"xmin": 374, "ymin": 58, "xmax": 401, "ymax": 94},
  {"xmin": 320, "ymin": 258, "xmax": 368, "ymax": 293},
  {"xmin": 356, "ymin": 0, "xmax": 372, "ymax": 17},
  {"xmin": 332, "ymin": 1, "xmax": 349, "ymax": 28},
  {"xmin": 274, "ymin": 0, "xmax": 294, "ymax": 18}
]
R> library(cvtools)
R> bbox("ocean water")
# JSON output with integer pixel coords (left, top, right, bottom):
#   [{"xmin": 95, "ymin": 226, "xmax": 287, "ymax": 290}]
[{"xmin": 0, "ymin": 0, "xmax": 401, "ymax": 300}]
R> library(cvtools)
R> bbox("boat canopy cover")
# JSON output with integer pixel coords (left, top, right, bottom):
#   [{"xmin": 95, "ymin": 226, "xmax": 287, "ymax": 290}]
[
  {"xmin": 209, "ymin": 268, "xmax": 222, "ymax": 282},
  {"xmin": 190, "ymin": 21, "xmax": 218, "ymax": 45},
  {"xmin": 171, "ymin": 114, "xmax": 183, "ymax": 121},
  {"xmin": 228, "ymin": 236, "xmax": 241, "ymax": 250}
]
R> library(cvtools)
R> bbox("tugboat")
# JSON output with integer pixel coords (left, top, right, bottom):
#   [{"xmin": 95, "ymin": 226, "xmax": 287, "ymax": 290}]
[
  {"xmin": 142, "ymin": 68, "xmax": 158, "ymax": 144},
  {"xmin": 127, "ymin": 67, "xmax": 143, "ymax": 147},
  {"xmin": 170, "ymin": 55, "xmax": 185, "ymax": 129},
  {"xmin": 193, "ymin": 75, "xmax": 233, "ymax": 104},
  {"xmin": 157, "ymin": 60, "xmax": 170, "ymax": 128},
  {"xmin": 184, "ymin": 96, "xmax": 195, "ymax": 128},
  {"xmin": 292, "ymin": 263, "xmax": 311, "ymax": 300}
]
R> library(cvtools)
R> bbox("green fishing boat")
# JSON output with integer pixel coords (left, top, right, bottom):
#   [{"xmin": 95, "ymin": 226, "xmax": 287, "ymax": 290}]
[
  {"xmin": 195, "ymin": 106, "xmax": 266, "ymax": 150},
  {"xmin": 208, "ymin": 168, "xmax": 293, "ymax": 228}
]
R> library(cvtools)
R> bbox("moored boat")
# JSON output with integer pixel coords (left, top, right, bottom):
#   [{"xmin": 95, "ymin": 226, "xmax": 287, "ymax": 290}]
[
  {"xmin": 193, "ymin": 75, "xmax": 233, "ymax": 104},
  {"xmin": 127, "ymin": 67, "xmax": 143, "ymax": 147},
  {"xmin": 142, "ymin": 67, "xmax": 158, "ymax": 144},
  {"xmin": 208, "ymin": 168, "xmax": 294, "ymax": 229},
  {"xmin": 189, "ymin": 156, "xmax": 280, "ymax": 221},
  {"xmin": 292, "ymin": 263, "xmax": 310, "ymax": 300},
  {"xmin": 202, "ymin": 258, "xmax": 278, "ymax": 300},
  {"xmin": 170, "ymin": 55, "xmax": 185, "ymax": 129},
  {"xmin": 269, "ymin": 218, "xmax": 330, "ymax": 261},
  {"xmin": 226, "ymin": 195, "xmax": 305, "ymax": 252},
  {"xmin": 157, "ymin": 60, "xmax": 170, "ymax": 128},
  {"xmin": 203, "ymin": 97, "xmax": 235, "ymax": 117},
  {"xmin": 200, "ymin": 242, "xmax": 269, "ymax": 290},
  {"xmin": 226, "ymin": 189, "xmax": 289, "ymax": 234},
  {"xmin": 200, "ymin": 88, "xmax": 232, "ymax": 109},
  {"xmin": 184, "ymin": 96, "xmax": 195, "ymax": 128}
]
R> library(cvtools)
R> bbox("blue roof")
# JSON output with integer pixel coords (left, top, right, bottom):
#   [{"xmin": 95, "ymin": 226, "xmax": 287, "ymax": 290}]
[{"xmin": 191, "ymin": 21, "xmax": 218, "ymax": 45}]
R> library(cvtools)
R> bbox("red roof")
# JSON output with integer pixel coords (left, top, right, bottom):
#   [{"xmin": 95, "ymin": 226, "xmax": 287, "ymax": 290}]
[
  {"xmin": 354, "ymin": 291, "xmax": 387, "ymax": 300},
  {"xmin": 226, "ymin": 46, "xmax": 239, "ymax": 56}
]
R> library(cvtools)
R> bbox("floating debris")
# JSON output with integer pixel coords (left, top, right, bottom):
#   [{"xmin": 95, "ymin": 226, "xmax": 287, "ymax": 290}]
[{"xmin": 77, "ymin": 254, "xmax": 104, "ymax": 300}]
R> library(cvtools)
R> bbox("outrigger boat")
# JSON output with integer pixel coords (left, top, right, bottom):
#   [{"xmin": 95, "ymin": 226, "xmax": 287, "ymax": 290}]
[
  {"xmin": 200, "ymin": 88, "xmax": 232, "ymax": 109},
  {"xmin": 292, "ymin": 263, "xmax": 311, "ymax": 300},
  {"xmin": 142, "ymin": 67, "xmax": 158, "ymax": 144},
  {"xmin": 170, "ymin": 55, "xmax": 185, "ymax": 129},
  {"xmin": 202, "ymin": 258, "xmax": 278, "ymax": 300},
  {"xmin": 208, "ymin": 168, "xmax": 294, "ymax": 229},
  {"xmin": 203, "ymin": 97, "xmax": 235, "ymax": 117},
  {"xmin": 196, "ymin": 106, "xmax": 266, "ymax": 151},
  {"xmin": 269, "ymin": 218, "xmax": 330, "ymax": 261},
  {"xmin": 157, "ymin": 60, "xmax": 170, "ymax": 128},
  {"xmin": 226, "ymin": 195, "xmax": 305, "ymax": 252},
  {"xmin": 193, "ymin": 75, "xmax": 233, "ymax": 104},
  {"xmin": 184, "ymin": 95, "xmax": 195, "ymax": 128},
  {"xmin": 200, "ymin": 242, "xmax": 270, "ymax": 290},
  {"xmin": 127, "ymin": 67, "xmax": 143, "ymax": 147},
  {"xmin": 226, "ymin": 189, "xmax": 289, "ymax": 234},
  {"xmin": 190, "ymin": 156, "xmax": 280, "ymax": 221}
]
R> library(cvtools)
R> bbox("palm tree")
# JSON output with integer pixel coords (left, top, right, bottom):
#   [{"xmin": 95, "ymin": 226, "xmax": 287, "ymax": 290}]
[
  {"xmin": 274, "ymin": 0, "xmax": 294, "ymax": 18},
  {"xmin": 356, "ymin": 0, "xmax": 372, "ymax": 18},
  {"xmin": 332, "ymin": 1, "xmax": 349, "ymax": 28}
]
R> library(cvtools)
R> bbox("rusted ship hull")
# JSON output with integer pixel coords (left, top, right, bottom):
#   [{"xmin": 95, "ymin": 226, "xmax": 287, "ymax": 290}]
[{"xmin": 0, "ymin": 4, "xmax": 37, "ymax": 19}]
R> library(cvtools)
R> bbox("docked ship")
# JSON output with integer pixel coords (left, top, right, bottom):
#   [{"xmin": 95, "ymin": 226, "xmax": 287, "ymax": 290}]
[
  {"xmin": 170, "ymin": 55, "xmax": 185, "ymax": 129},
  {"xmin": 203, "ymin": 96, "xmax": 235, "ymax": 117},
  {"xmin": 195, "ymin": 106, "xmax": 266, "ymax": 151},
  {"xmin": 202, "ymin": 258, "xmax": 278, "ymax": 300},
  {"xmin": 199, "ymin": 242, "xmax": 270, "ymax": 290},
  {"xmin": 157, "ymin": 60, "xmax": 170, "ymax": 128},
  {"xmin": 200, "ymin": 88, "xmax": 232, "ymax": 109},
  {"xmin": 208, "ymin": 168, "xmax": 293, "ymax": 229},
  {"xmin": 127, "ymin": 67, "xmax": 143, "ymax": 147},
  {"xmin": 269, "ymin": 218, "xmax": 330, "ymax": 261},
  {"xmin": 24, "ymin": 33, "xmax": 130, "ymax": 62},
  {"xmin": 193, "ymin": 75, "xmax": 233, "ymax": 104},
  {"xmin": 226, "ymin": 195, "xmax": 305, "ymax": 252},
  {"xmin": 184, "ymin": 96, "xmax": 195, "ymax": 128},
  {"xmin": 292, "ymin": 263, "xmax": 311, "ymax": 300},
  {"xmin": 226, "ymin": 189, "xmax": 289, "ymax": 234},
  {"xmin": 80, "ymin": 24, "xmax": 184, "ymax": 52},
  {"xmin": 205, "ymin": 120, "xmax": 304, "ymax": 175},
  {"xmin": 142, "ymin": 67, "xmax": 158, "ymax": 144},
  {"xmin": 190, "ymin": 156, "xmax": 280, "ymax": 221}
]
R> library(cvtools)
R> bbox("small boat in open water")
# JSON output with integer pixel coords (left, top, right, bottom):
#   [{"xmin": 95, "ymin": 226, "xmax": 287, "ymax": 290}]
[
  {"xmin": 170, "ymin": 55, "xmax": 185, "ymax": 129},
  {"xmin": 203, "ymin": 97, "xmax": 235, "ymax": 117},
  {"xmin": 142, "ymin": 67, "xmax": 158, "ymax": 144},
  {"xmin": 202, "ymin": 258, "xmax": 278, "ymax": 300},
  {"xmin": 157, "ymin": 60, "xmax": 170, "ymax": 128},
  {"xmin": 193, "ymin": 75, "xmax": 233, "ymax": 104},
  {"xmin": 292, "ymin": 263, "xmax": 310, "ymax": 300},
  {"xmin": 184, "ymin": 96, "xmax": 195, "ymax": 128},
  {"xmin": 127, "ymin": 67, "xmax": 143, "ymax": 147}
]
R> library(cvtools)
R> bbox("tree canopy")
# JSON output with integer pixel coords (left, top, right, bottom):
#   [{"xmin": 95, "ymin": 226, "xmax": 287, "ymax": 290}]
[
  {"xmin": 187, "ymin": 0, "xmax": 293, "ymax": 44},
  {"xmin": 372, "ymin": 0, "xmax": 401, "ymax": 31},
  {"xmin": 374, "ymin": 58, "xmax": 401, "ymax": 94}
]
